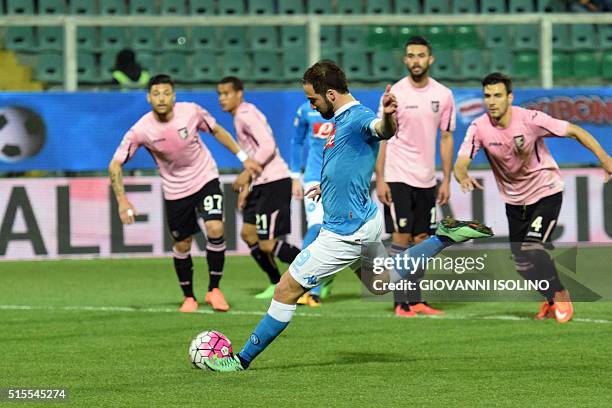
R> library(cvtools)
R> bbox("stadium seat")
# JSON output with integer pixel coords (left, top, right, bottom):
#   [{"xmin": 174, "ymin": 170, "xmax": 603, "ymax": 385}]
[
  {"xmin": 513, "ymin": 25, "xmax": 539, "ymax": 50},
  {"xmin": 489, "ymin": 49, "xmax": 514, "ymax": 75},
  {"xmin": 570, "ymin": 25, "xmax": 598, "ymax": 50},
  {"xmin": 552, "ymin": 25, "xmax": 571, "ymax": 50},
  {"xmin": 459, "ymin": 49, "xmax": 486, "ymax": 80},
  {"xmin": 35, "ymin": 52, "xmax": 63, "ymax": 83},
  {"xmin": 6, "ymin": 0, "xmax": 34, "ymax": 15},
  {"xmin": 552, "ymin": 52, "xmax": 572, "ymax": 79},
  {"xmin": 252, "ymin": 50, "xmax": 281, "ymax": 81},
  {"xmin": 249, "ymin": 0, "xmax": 275, "ymax": 15},
  {"xmin": 337, "ymin": 0, "xmax": 363, "ymax": 14},
  {"xmin": 307, "ymin": 0, "xmax": 333, "ymax": 14},
  {"xmin": 100, "ymin": 0, "xmax": 126, "ymax": 15},
  {"xmin": 281, "ymin": 26, "xmax": 307, "ymax": 49},
  {"xmin": 158, "ymin": 53, "xmax": 190, "ymax": 82},
  {"xmin": 191, "ymin": 52, "xmax": 221, "ymax": 82},
  {"xmin": 513, "ymin": 51, "xmax": 538, "ymax": 79},
  {"xmin": 192, "ymin": 26, "xmax": 218, "ymax": 50},
  {"xmin": 160, "ymin": 0, "xmax": 186, "ymax": 15},
  {"xmin": 372, "ymin": 50, "xmax": 400, "ymax": 80},
  {"xmin": 454, "ymin": 25, "xmax": 481, "ymax": 49},
  {"xmin": 249, "ymin": 26, "xmax": 279, "ymax": 50},
  {"xmin": 218, "ymin": 0, "xmax": 245, "ymax": 15},
  {"xmin": 453, "ymin": 0, "xmax": 478, "ymax": 14},
  {"xmin": 538, "ymin": 0, "xmax": 565, "ymax": 12},
  {"xmin": 77, "ymin": 27, "xmax": 98, "ymax": 50},
  {"xmin": 599, "ymin": 24, "xmax": 612, "ymax": 49},
  {"xmin": 221, "ymin": 50, "xmax": 251, "ymax": 78},
  {"xmin": 340, "ymin": 26, "xmax": 368, "ymax": 49},
  {"xmin": 424, "ymin": 26, "xmax": 454, "ymax": 50},
  {"xmin": 189, "ymin": 0, "xmax": 216, "ymax": 16},
  {"xmin": 480, "ymin": 0, "xmax": 506, "ymax": 13},
  {"xmin": 99, "ymin": 27, "xmax": 129, "ymax": 51},
  {"xmin": 137, "ymin": 52, "xmax": 155, "ymax": 75},
  {"xmin": 321, "ymin": 49, "xmax": 339, "ymax": 63},
  {"xmin": 395, "ymin": 0, "xmax": 421, "ymax": 13},
  {"xmin": 129, "ymin": 0, "xmax": 157, "ymax": 15},
  {"xmin": 397, "ymin": 26, "xmax": 422, "ymax": 48},
  {"xmin": 367, "ymin": 25, "xmax": 395, "ymax": 51},
  {"xmin": 423, "ymin": 0, "xmax": 450, "ymax": 14},
  {"xmin": 77, "ymin": 52, "xmax": 99, "ymax": 83},
  {"xmin": 602, "ymin": 52, "xmax": 612, "ymax": 79},
  {"xmin": 572, "ymin": 51, "xmax": 600, "ymax": 78},
  {"xmin": 100, "ymin": 51, "xmax": 116, "ymax": 80},
  {"xmin": 278, "ymin": 0, "xmax": 304, "ymax": 14},
  {"xmin": 160, "ymin": 27, "xmax": 190, "ymax": 51},
  {"xmin": 508, "ymin": 0, "xmax": 535, "ymax": 13},
  {"xmin": 221, "ymin": 26, "xmax": 247, "ymax": 50},
  {"xmin": 69, "ymin": 0, "xmax": 96, "ymax": 15},
  {"xmin": 38, "ymin": 0, "xmax": 65, "ymax": 14},
  {"xmin": 320, "ymin": 26, "xmax": 338, "ymax": 49},
  {"xmin": 484, "ymin": 25, "xmax": 512, "ymax": 49},
  {"xmin": 365, "ymin": 0, "xmax": 392, "ymax": 14},
  {"xmin": 429, "ymin": 50, "xmax": 455, "ymax": 80},
  {"xmin": 281, "ymin": 47, "xmax": 307, "ymax": 80},
  {"xmin": 5, "ymin": 27, "xmax": 36, "ymax": 51},
  {"xmin": 37, "ymin": 27, "xmax": 63, "ymax": 51},
  {"xmin": 341, "ymin": 50, "xmax": 371, "ymax": 81},
  {"xmin": 130, "ymin": 27, "xmax": 157, "ymax": 51}
]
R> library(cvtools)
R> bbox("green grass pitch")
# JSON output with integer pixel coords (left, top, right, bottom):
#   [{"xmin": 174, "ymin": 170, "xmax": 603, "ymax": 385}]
[{"xmin": 2, "ymin": 249, "xmax": 612, "ymax": 407}]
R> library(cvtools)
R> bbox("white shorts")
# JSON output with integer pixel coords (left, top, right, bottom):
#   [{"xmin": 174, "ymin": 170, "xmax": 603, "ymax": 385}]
[
  {"xmin": 303, "ymin": 181, "xmax": 324, "ymax": 228},
  {"xmin": 289, "ymin": 210, "xmax": 384, "ymax": 289}
]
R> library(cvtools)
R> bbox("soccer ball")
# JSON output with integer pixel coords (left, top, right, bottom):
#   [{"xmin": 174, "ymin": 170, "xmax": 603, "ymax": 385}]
[
  {"xmin": 0, "ymin": 106, "xmax": 46, "ymax": 163},
  {"xmin": 189, "ymin": 330, "xmax": 233, "ymax": 369}
]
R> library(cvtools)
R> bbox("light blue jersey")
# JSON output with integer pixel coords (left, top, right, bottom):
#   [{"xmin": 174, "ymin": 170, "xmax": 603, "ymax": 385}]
[
  {"xmin": 290, "ymin": 102, "xmax": 335, "ymax": 183},
  {"xmin": 321, "ymin": 101, "xmax": 380, "ymax": 236}
]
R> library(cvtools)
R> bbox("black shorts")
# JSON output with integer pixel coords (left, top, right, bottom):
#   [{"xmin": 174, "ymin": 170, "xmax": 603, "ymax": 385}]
[
  {"xmin": 505, "ymin": 192, "xmax": 562, "ymax": 248},
  {"xmin": 243, "ymin": 177, "xmax": 292, "ymax": 240},
  {"xmin": 164, "ymin": 178, "xmax": 223, "ymax": 242},
  {"xmin": 384, "ymin": 182, "xmax": 436, "ymax": 236}
]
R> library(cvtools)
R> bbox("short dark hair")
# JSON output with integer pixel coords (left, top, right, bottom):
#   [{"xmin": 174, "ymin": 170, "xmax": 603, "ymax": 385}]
[
  {"xmin": 482, "ymin": 72, "xmax": 513, "ymax": 94},
  {"xmin": 218, "ymin": 76, "xmax": 244, "ymax": 91},
  {"xmin": 148, "ymin": 74, "xmax": 174, "ymax": 91},
  {"xmin": 302, "ymin": 60, "xmax": 349, "ymax": 95},
  {"xmin": 405, "ymin": 36, "xmax": 432, "ymax": 54}
]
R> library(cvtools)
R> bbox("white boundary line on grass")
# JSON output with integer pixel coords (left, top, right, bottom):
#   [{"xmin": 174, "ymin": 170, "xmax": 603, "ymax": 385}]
[{"xmin": 0, "ymin": 304, "xmax": 611, "ymax": 325}]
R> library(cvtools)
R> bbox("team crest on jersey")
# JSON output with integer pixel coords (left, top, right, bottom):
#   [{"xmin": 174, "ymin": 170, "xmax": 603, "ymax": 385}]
[
  {"xmin": 178, "ymin": 127, "xmax": 188, "ymax": 139},
  {"xmin": 431, "ymin": 101, "xmax": 440, "ymax": 112},
  {"xmin": 514, "ymin": 135, "xmax": 525, "ymax": 149}
]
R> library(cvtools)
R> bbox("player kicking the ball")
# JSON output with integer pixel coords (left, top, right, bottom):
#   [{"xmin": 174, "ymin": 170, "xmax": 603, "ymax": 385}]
[
  {"xmin": 204, "ymin": 61, "xmax": 494, "ymax": 371},
  {"xmin": 109, "ymin": 75, "xmax": 261, "ymax": 313},
  {"xmin": 454, "ymin": 72, "xmax": 612, "ymax": 323}
]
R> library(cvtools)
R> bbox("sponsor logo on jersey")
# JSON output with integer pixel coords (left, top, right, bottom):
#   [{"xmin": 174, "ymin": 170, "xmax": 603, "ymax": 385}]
[
  {"xmin": 313, "ymin": 122, "xmax": 335, "ymax": 140},
  {"xmin": 178, "ymin": 127, "xmax": 188, "ymax": 139},
  {"xmin": 324, "ymin": 133, "xmax": 336, "ymax": 149}
]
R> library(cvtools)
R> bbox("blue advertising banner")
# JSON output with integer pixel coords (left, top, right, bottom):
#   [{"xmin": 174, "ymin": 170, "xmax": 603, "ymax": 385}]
[{"xmin": 0, "ymin": 87, "xmax": 610, "ymax": 172}]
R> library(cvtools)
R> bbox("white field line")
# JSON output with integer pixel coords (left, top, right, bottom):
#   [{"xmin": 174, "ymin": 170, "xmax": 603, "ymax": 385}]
[{"xmin": 0, "ymin": 304, "xmax": 611, "ymax": 325}]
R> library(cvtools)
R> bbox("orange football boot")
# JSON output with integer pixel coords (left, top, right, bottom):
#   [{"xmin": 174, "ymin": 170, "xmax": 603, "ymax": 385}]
[
  {"xmin": 179, "ymin": 296, "xmax": 198, "ymax": 313},
  {"xmin": 205, "ymin": 288, "xmax": 230, "ymax": 312}
]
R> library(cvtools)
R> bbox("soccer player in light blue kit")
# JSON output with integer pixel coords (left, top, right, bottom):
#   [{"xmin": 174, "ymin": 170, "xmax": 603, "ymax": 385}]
[
  {"xmin": 205, "ymin": 61, "xmax": 493, "ymax": 372},
  {"xmin": 291, "ymin": 101, "xmax": 335, "ymax": 306}
]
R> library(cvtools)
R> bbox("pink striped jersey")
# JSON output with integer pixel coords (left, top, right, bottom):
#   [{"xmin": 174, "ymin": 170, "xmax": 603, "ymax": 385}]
[
  {"xmin": 379, "ymin": 77, "xmax": 456, "ymax": 188},
  {"xmin": 113, "ymin": 102, "xmax": 219, "ymax": 200},
  {"xmin": 233, "ymin": 102, "xmax": 289, "ymax": 186},
  {"xmin": 457, "ymin": 106, "xmax": 570, "ymax": 205}
]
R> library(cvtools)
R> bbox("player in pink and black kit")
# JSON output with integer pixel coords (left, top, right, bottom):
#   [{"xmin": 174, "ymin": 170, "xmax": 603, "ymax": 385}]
[
  {"xmin": 455, "ymin": 73, "xmax": 612, "ymax": 323},
  {"xmin": 217, "ymin": 76, "xmax": 301, "ymax": 299},
  {"xmin": 109, "ymin": 75, "xmax": 261, "ymax": 313},
  {"xmin": 376, "ymin": 36, "xmax": 455, "ymax": 317}
]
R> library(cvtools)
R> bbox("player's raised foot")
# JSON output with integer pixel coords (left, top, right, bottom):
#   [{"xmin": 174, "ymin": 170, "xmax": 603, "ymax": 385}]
[
  {"xmin": 296, "ymin": 293, "xmax": 309, "ymax": 305},
  {"xmin": 435, "ymin": 216, "xmax": 494, "ymax": 243},
  {"xmin": 553, "ymin": 290, "xmax": 574, "ymax": 323},
  {"xmin": 411, "ymin": 302, "xmax": 445, "ymax": 316},
  {"xmin": 254, "ymin": 284, "xmax": 276, "ymax": 299},
  {"xmin": 205, "ymin": 288, "xmax": 230, "ymax": 312},
  {"xmin": 535, "ymin": 301, "xmax": 555, "ymax": 320},
  {"xmin": 204, "ymin": 355, "xmax": 245, "ymax": 372},
  {"xmin": 394, "ymin": 304, "xmax": 417, "ymax": 318},
  {"xmin": 297, "ymin": 293, "xmax": 321, "ymax": 307},
  {"xmin": 179, "ymin": 297, "xmax": 198, "ymax": 313}
]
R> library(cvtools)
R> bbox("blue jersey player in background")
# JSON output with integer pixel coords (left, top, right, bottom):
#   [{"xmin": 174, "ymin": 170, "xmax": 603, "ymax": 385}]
[
  {"xmin": 291, "ymin": 102, "xmax": 335, "ymax": 306},
  {"xmin": 205, "ymin": 61, "xmax": 494, "ymax": 372}
]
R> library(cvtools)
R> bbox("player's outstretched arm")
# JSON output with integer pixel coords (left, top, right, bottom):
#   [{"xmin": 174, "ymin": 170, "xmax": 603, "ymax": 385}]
[
  {"xmin": 375, "ymin": 84, "xmax": 398, "ymax": 140},
  {"xmin": 453, "ymin": 156, "xmax": 484, "ymax": 193},
  {"xmin": 108, "ymin": 159, "xmax": 136, "ymax": 224},
  {"xmin": 210, "ymin": 124, "xmax": 262, "ymax": 177},
  {"xmin": 565, "ymin": 124, "xmax": 612, "ymax": 182}
]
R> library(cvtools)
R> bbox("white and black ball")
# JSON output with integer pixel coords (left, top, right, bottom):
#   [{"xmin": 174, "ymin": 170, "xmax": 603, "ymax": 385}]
[{"xmin": 0, "ymin": 106, "xmax": 46, "ymax": 163}]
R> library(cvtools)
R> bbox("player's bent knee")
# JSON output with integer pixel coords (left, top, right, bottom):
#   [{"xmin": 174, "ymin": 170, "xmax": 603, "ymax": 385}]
[
  {"xmin": 274, "ymin": 272, "xmax": 307, "ymax": 304},
  {"xmin": 173, "ymin": 237, "xmax": 192, "ymax": 255},
  {"xmin": 240, "ymin": 225, "xmax": 258, "ymax": 245},
  {"xmin": 393, "ymin": 233, "xmax": 413, "ymax": 247},
  {"xmin": 258, "ymin": 239, "xmax": 276, "ymax": 254},
  {"xmin": 205, "ymin": 220, "xmax": 224, "ymax": 239},
  {"xmin": 413, "ymin": 233, "xmax": 429, "ymax": 244}
]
